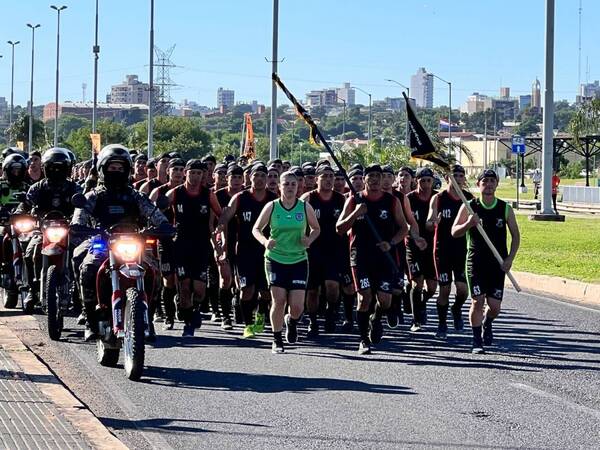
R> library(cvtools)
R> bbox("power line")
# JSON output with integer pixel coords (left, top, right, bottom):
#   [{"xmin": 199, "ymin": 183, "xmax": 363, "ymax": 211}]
[{"xmin": 154, "ymin": 44, "xmax": 177, "ymax": 115}]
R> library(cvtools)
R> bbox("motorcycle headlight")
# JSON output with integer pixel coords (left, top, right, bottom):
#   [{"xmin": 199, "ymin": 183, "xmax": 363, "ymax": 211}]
[
  {"xmin": 45, "ymin": 226, "xmax": 68, "ymax": 243},
  {"xmin": 14, "ymin": 219, "xmax": 35, "ymax": 233},
  {"xmin": 113, "ymin": 239, "xmax": 141, "ymax": 262}
]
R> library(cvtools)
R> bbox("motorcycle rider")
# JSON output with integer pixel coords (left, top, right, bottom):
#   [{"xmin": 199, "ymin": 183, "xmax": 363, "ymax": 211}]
[
  {"xmin": 71, "ymin": 144, "xmax": 171, "ymax": 341},
  {"xmin": 16, "ymin": 148, "xmax": 81, "ymax": 311}
]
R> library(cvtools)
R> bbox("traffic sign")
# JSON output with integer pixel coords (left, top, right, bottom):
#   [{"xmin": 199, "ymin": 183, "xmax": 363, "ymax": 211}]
[{"xmin": 512, "ymin": 135, "xmax": 526, "ymax": 154}]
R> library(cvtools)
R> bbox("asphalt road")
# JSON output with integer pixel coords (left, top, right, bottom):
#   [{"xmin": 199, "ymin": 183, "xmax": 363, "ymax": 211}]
[{"xmin": 4, "ymin": 289, "xmax": 600, "ymax": 450}]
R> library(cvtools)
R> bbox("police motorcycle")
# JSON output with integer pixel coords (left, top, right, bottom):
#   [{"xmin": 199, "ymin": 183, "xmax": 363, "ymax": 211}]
[{"xmin": 71, "ymin": 194, "xmax": 173, "ymax": 381}]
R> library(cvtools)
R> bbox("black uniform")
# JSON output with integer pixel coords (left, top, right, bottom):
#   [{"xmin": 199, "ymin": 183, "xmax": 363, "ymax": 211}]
[
  {"xmin": 466, "ymin": 197, "xmax": 508, "ymax": 301},
  {"xmin": 406, "ymin": 190, "xmax": 437, "ymax": 280},
  {"xmin": 215, "ymin": 188, "xmax": 237, "ymax": 263},
  {"xmin": 349, "ymin": 192, "xmax": 398, "ymax": 293},
  {"xmin": 171, "ymin": 185, "xmax": 212, "ymax": 281},
  {"xmin": 434, "ymin": 189, "xmax": 473, "ymax": 286},
  {"xmin": 233, "ymin": 190, "xmax": 277, "ymax": 289},
  {"xmin": 306, "ymin": 190, "xmax": 346, "ymax": 289},
  {"xmin": 155, "ymin": 183, "xmax": 176, "ymax": 275}
]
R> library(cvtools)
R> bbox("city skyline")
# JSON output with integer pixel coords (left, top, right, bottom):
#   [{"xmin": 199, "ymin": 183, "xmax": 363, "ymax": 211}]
[{"xmin": 0, "ymin": 0, "xmax": 596, "ymax": 110}]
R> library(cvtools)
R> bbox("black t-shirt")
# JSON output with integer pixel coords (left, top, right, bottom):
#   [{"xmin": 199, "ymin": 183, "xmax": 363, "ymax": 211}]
[
  {"xmin": 467, "ymin": 197, "xmax": 508, "ymax": 266},
  {"xmin": 435, "ymin": 189, "xmax": 473, "ymax": 250},
  {"xmin": 407, "ymin": 189, "xmax": 437, "ymax": 244},
  {"xmin": 171, "ymin": 185, "xmax": 211, "ymax": 244},
  {"xmin": 306, "ymin": 190, "xmax": 345, "ymax": 255},
  {"xmin": 234, "ymin": 189, "xmax": 277, "ymax": 256},
  {"xmin": 155, "ymin": 183, "xmax": 174, "ymax": 223}
]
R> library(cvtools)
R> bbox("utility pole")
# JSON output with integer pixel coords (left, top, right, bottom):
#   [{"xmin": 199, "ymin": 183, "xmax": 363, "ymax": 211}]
[
  {"xmin": 269, "ymin": 0, "xmax": 279, "ymax": 160},
  {"xmin": 51, "ymin": 5, "xmax": 67, "ymax": 148},
  {"xmin": 541, "ymin": 0, "xmax": 556, "ymax": 216},
  {"xmin": 7, "ymin": 41, "xmax": 20, "ymax": 131},
  {"xmin": 27, "ymin": 23, "xmax": 41, "ymax": 154},
  {"xmin": 92, "ymin": 0, "xmax": 99, "ymax": 135},
  {"xmin": 147, "ymin": 0, "xmax": 155, "ymax": 158}
]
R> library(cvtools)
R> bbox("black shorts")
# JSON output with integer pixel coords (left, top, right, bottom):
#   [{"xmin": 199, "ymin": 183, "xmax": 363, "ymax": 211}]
[
  {"xmin": 434, "ymin": 243, "xmax": 467, "ymax": 286},
  {"xmin": 265, "ymin": 258, "xmax": 308, "ymax": 291},
  {"xmin": 350, "ymin": 249, "xmax": 394, "ymax": 294},
  {"xmin": 235, "ymin": 248, "xmax": 267, "ymax": 290},
  {"xmin": 157, "ymin": 238, "xmax": 176, "ymax": 275},
  {"xmin": 174, "ymin": 239, "xmax": 208, "ymax": 282},
  {"xmin": 467, "ymin": 259, "xmax": 505, "ymax": 301},
  {"xmin": 307, "ymin": 251, "xmax": 340, "ymax": 289},
  {"xmin": 339, "ymin": 241, "xmax": 353, "ymax": 287},
  {"xmin": 406, "ymin": 242, "xmax": 436, "ymax": 281}
]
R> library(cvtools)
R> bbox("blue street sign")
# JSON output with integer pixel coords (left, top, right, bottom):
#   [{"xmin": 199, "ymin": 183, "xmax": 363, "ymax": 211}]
[{"xmin": 512, "ymin": 135, "xmax": 526, "ymax": 154}]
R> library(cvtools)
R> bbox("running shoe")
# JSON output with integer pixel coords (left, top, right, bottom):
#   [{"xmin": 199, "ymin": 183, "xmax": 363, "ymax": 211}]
[
  {"xmin": 358, "ymin": 340, "xmax": 371, "ymax": 355},
  {"xmin": 324, "ymin": 317, "xmax": 336, "ymax": 333},
  {"xmin": 163, "ymin": 318, "xmax": 174, "ymax": 331},
  {"xmin": 341, "ymin": 320, "xmax": 354, "ymax": 332},
  {"xmin": 254, "ymin": 312, "xmax": 265, "ymax": 334},
  {"xmin": 284, "ymin": 314, "xmax": 298, "ymax": 344},
  {"xmin": 369, "ymin": 314, "xmax": 384, "ymax": 344},
  {"xmin": 242, "ymin": 325, "xmax": 256, "ymax": 339},
  {"xmin": 386, "ymin": 310, "xmax": 399, "ymax": 329},
  {"xmin": 76, "ymin": 312, "xmax": 87, "ymax": 326},
  {"xmin": 182, "ymin": 325, "xmax": 195, "ymax": 337},
  {"xmin": 272, "ymin": 340, "xmax": 285, "ymax": 354},
  {"xmin": 410, "ymin": 323, "xmax": 422, "ymax": 333},
  {"xmin": 435, "ymin": 325, "xmax": 447, "ymax": 340},
  {"xmin": 210, "ymin": 313, "xmax": 222, "ymax": 323},
  {"xmin": 221, "ymin": 318, "xmax": 233, "ymax": 330},
  {"xmin": 153, "ymin": 312, "xmax": 165, "ymax": 323},
  {"xmin": 451, "ymin": 306, "xmax": 464, "ymax": 332},
  {"xmin": 483, "ymin": 322, "xmax": 494, "ymax": 346},
  {"xmin": 471, "ymin": 345, "xmax": 485, "ymax": 354},
  {"xmin": 306, "ymin": 320, "xmax": 319, "ymax": 338}
]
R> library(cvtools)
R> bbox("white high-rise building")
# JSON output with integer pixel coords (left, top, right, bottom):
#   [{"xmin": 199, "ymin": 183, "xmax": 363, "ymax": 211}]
[
  {"xmin": 410, "ymin": 67, "xmax": 434, "ymax": 108},
  {"xmin": 336, "ymin": 83, "xmax": 355, "ymax": 106},
  {"xmin": 110, "ymin": 75, "xmax": 151, "ymax": 105},
  {"xmin": 217, "ymin": 87, "xmax": 235, "ymax": 109}
]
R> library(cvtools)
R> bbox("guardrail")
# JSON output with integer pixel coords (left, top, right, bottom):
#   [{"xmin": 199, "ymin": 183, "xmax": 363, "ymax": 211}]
[
  {"xmin": 510, "ymin": 199, "xmax": 600, "ymax": 215},
  {"xmin": 562, "ymin": 186, "xmax": 600, "ymax": 204}
]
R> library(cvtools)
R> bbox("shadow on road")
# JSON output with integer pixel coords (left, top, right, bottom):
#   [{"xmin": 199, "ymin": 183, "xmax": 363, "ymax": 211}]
[{"xmin": 142, "ymin": 365, "xmax": 414, "ymax": 395}]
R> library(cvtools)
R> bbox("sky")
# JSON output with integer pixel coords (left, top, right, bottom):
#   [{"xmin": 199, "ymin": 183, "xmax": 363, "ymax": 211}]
[{"xmin": 0, "ymin": 0, "xmax": 597, "ymax": 110}]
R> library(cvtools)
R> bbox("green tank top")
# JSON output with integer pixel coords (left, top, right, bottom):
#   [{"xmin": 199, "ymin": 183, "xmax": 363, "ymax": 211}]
[{"xmin": 265, "ymin": 199, "xmax": 308, "ymax": 264}]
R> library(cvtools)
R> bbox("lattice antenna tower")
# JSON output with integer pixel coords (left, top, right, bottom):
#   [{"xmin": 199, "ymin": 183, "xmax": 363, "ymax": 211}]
[{"xmin": 154, "ymin": 44, "xmax": 177, "ymax": 115}]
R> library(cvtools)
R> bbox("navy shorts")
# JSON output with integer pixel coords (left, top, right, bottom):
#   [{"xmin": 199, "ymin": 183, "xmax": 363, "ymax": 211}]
[{"xmin": 265, "ymin": 258, "xmax": 308, "ymax": 291}]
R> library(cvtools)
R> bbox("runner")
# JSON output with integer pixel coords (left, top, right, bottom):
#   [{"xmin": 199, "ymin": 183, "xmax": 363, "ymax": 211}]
[
  {"xmin": 301, "ymin": 164, "xmax": 346, "ymax": 336},
  {"xmin": 253, "ymin": 171, "xmax": 320, "ymax": 353},
  {"xmin": 217, "ymin": 164, "xmax": 277, "ymax": 338},
  {"xmin": 212, "ymin": 163, "xmax": 228, "ymax": 190},
  {"xmin": 165, "ymin": 159, "xmax": 222, "ymax": 337},
  {"xmin": 426, "ymin": 165, "xmax": 473, "ymax": 339},
  {"xmin": 452, "ymin": 169, "xmax": 520, "ymax": 354},
  {"xmin": 405, "ymin": 167, "xmax": 438, "ymax": 332},
  {"xmin": 267, "ymin": 164, "xmax": 280, "ymax": 195},
  {"xmin": 333, "ymin": 169, "xmax": 348, "ymax": 194},
  {"xmin": 140, "ymin": 153, "xmax": 170, "ymax": 194},
  {"xmin": 133, "ymin": 159, "xmax": 156, "ymax": 191},
  {"xmin": 397, "ymin": 166, "xmax": 416, "ymax": 195},
  {"xmin": 303, "ymin": 165, "xmax": 317, "ymax": 192},
  {"xmin": 337, "ymin": 164, "xmax": 408, "ymax": 354}
]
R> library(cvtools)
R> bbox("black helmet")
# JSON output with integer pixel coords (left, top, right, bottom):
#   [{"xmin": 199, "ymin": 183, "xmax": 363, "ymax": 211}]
[
  {"xmin": 66, "ymin": 150, "xmax": 77, "ymax": 167},
  {"xmin": 2, "ymin": 153, "xmax": 28, "ymax": 184},
  {"xmin": 42, "ymin": 147, "xmax": 71, "ymax": 183},
  {"xmin": 2, "ymin": 147, "xmax": 22, "ymax": 160},
  {"xmin": 96, "ymin": 144, "xmax": 132, "ymax": 189}
]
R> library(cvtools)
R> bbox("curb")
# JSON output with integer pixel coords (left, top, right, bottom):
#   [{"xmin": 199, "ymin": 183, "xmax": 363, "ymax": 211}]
[
  {"xmin": 507, "ymin": 271, "xmax": 600, "ymax": 307},
  {"xmin": 0, "ymin": 321, "xmax": 128, "ymax": 450}
]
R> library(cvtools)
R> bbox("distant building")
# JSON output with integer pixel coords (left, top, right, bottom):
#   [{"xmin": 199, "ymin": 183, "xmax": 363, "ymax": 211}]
[
  {"xmin": 0, "ymin": 97, "xmax": 7, "ymax": 116},
  {"xmin": 384, "ymin": 97, "xmax": 403, "ymax": 111},
  {"xmin": 43, "ymin": 101, "xmax": 148, "ymax": 123},
  {"xmin": 460, "ymin": 92, "xmax": 489, "ymax": 115},
  {"xmin": 519, "ymin": 94, "xmax": 532, "ymax": 111},
  {"xmin": 500, "ymin": 87, "xmax": 511, "ymax": 98},
  {"xmin": 305, "ymin": 89, "xmax": 337, "ymax": 108},
  {"xmin": 217, "ymin": 88, "xmax": 235, "ymax": 109},
  {"xmin": 532, "ymin": 78, "xmax": 541, "ymax": 110},
  {"xmin": 336, "ymin": 83, "xmax": 355, "ymax": 106},
  {"xmin": 410, "ymin": 67, "xmax": 434, "ymax": 108},
  {"xmin": 110, "ymin": 75, "xmax": 151, "ymax": 105},
  {"xmin": 576, "ymin": 80, "xmax": 600, "ymax": 103}
]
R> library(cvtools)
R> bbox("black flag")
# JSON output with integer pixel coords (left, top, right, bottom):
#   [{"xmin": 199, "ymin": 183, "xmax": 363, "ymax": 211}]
[{"xmin": 404, "ymin": 92, "xmax": 450, "ymax": 170}]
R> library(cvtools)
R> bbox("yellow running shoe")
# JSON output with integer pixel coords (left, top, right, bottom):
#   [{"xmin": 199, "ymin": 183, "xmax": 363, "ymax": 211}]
[{"xmin": 242, "ymin": 325, "xmax": 256, "ymax": 338}]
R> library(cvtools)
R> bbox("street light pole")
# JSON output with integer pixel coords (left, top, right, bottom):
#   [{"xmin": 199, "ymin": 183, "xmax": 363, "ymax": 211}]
[
  {"xmin": 26, "ymin": 23, "xmax": 41, "ymax": 154},
  {"xmin": 353, "ymin": 85, "xmax": 372, "ymax": 151},
  {"xmin": 51, "ymin": 5, "xmax": 67, "ymax": 148},
  {"xmin": 92, "ymin": 0, "xmax": 99, "ymax": 135},
  {"xmin": 7, "ymin": 41, "xmax": 20, "ymax": 131},
  {"xmin": 541, "ymin": 0, "xmax": 555, "ymax": 215},
  {"xmin": 147, "ymin": 0, "xmax": 154, "ymax": 158},
  {"xmin": 385, "ymin": 78, "xmax": 410, "ymax": 144},
  {"xmin": 429, "ymin": 73, "xmax": 452, "ymax": 155},
  {"xmin": 269, "ymin": 0, "xmax": 279, "ymax": 160}
]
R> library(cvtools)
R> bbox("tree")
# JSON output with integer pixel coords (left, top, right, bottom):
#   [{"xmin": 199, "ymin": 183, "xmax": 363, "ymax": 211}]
[
  {"xmin": 514, "ymin": 117, "xmax": 539, "ymax": 136},
  {"xmin": 4, "ymin": 113, "xmax": 47, "ymax": 151},
  {"xmin": 64, "ymin": 119, "xmax": 128, "ymax": 160}
]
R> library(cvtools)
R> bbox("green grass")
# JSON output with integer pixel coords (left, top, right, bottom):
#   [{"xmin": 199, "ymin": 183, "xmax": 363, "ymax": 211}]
[
  {"xmin": 512, "ymin": 215, "xmax": 600, "ymax": 283},
  {"xmin": 466, "ymin": 178, "xmax": 599, "ymax": 202}
]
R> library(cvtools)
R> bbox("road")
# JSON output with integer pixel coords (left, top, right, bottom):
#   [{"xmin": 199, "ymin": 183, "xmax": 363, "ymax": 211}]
[{"xmin": 3, "ymin": 290, "xmax": 600, "ymax": 450}]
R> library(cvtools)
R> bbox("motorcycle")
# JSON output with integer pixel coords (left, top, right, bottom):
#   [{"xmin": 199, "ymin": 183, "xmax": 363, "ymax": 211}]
[{"xmin": 38, "ymin": 211, "xmax": 71, "ymax": 340}]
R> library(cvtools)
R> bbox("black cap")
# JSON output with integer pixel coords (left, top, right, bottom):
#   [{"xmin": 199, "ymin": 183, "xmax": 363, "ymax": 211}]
[
  {"xmin": 316, "ymin": 159, "xmax": 331, "ymax": 168},
  {"xmin": 451, "ymin": 164, "xmax": 466, "ymax": 174},
  {"xmin": 134, "ymin": 153, "xmax": 148, "ymax": 162},
  {"xmin": 146, "ymin": 159, "xmax": 156, "ymax": 169},
  {"xmin": 289, "ymin": 166, "xmax": 304, "ymax": 178},
  {"xmin": 227, "ymin": 164, "xmax": 244, "ymax": 176},
  {"xmin": 334, "ymin": 169, "xmax": 344, "ymax": 177},
  {"xmin": 201, "ymin": 154, "xmax": 217, "ymax": 164},
  {"xmin": 398, "ymin": 166, "xmax": 415, "ymax": 177},
  {"xmin": 349, "ymin": 163, "xmax": 364, "ymax": 172},
  {"xmin": 477, "ymin": 168, "xmax": 499, "ymax": 182},
  {"xmin": 301, "ymin": 161, "xmax": 315, "ymax": 169},
  {"xmin": 168, "ymin": 152, "xmax": 182, "ymax": 159},
  {"xmin": 382, "ymin": 164, "xmax": 395, "ymax": 175},
  {"xmin": 268, "ymin": 158, "xmax": 282, "ymax": 166},
  {"xmin": 158, "ymin": 152, "xmax": 171, "ymax": 161},
  {"xmin": 267, "ymin": 164, "xmax": 280, "ymax": 173},
  {"xmin": 416, "ymin": 167, "xmax": 434, "ymax": 179},
  {"xmin": 303, "ymin": 166, "xmax": 316, "ymax": 176},
  {"xmin": 214, "ymin": 163, "xmax": 227, "ymax": 174},
  {"xmin": 168, "ymin": 158, "xmax": 185, "ymax": 169},
  {"xmin": 250, "ymin": 164, "xmax": 268, "ymax": 175},
  {"xmin": 348, "ymin": 168, "xmax": 363, "ymax": 178},
  {"xmin": 224, "ymin": 154, "xmax": 236, "ymax": 163},
  {"xmin": 316, "ymin": 164, "xmax": 334, "ymax": 175},
  {"xmin": 185, "ymin": 159, "xmax": 207, "ymax": 171},
  {"xmin": 364, "ymin": 164, "xmax": 383, "ymax": 175}
]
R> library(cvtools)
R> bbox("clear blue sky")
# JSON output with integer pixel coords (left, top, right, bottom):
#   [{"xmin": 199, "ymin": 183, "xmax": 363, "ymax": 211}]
[{"xmin": 0, "ymin": 0, "xmax": 596, "ymax": 109}]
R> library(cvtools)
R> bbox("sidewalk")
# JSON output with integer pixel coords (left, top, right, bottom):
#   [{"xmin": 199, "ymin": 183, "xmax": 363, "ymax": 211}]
[{"xmin": 0, "ymin": 322, "xmax": 126, "ymax": 450}]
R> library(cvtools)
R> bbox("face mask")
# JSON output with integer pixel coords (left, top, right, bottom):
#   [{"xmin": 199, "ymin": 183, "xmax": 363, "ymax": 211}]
[
  {"xmin": 103, "ymin": 171, "xmax": 129, "ymax": 189},
  {"xmin": 46, "ymin": 166, "xmax": 68, "ymax": 183}
]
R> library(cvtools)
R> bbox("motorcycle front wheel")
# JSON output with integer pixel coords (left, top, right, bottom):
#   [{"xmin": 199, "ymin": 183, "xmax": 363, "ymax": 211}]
[{"xmin": 123, "ymin": 288, "xmax": 146, "ymax": 381}]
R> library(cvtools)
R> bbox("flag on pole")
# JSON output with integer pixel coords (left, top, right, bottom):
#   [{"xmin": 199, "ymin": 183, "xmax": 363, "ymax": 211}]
[
  {"xmin": 243, "ymin": 113, "xmax": 255, "ymax": 160},
  {"xmin": 404, "ymin": 92, "xmax": 450, "ymax": 170},
  {"xmin": 16, "ymin": 141, "xmax": 24, "ymax": 151},
  {"xmin": 90, "ymin": 133, "xmax": 102, "ymax": 155},
  {"xmin": 272, "ymin": 73, "xmax": 320, "ymax": 145}
]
